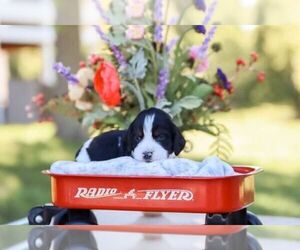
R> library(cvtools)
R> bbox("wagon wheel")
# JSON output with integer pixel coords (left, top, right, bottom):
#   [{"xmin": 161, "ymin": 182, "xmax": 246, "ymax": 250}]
[
  {"xmin": 246, "ymin": 211, "xmax": 263, "ymax": 225},
  {"xmin": 205, "ymin": 229, "xmax": 249, "ymax": 250},
  {"xmin": 205, "ymin": 209, "xmax": 247, "ymax": 225},
  {"xmin": 205, "ymin": 229, "xmax": 262, "ymax": 250},
  {"xmin": 205, "ymin": 235, "xmax": 230, "ymax": 250},
  {"xmin": 205, "ymin": 213, "xmax": 232, "ymax": 225},
  {"xmin": 28, "ymin": 227, "xmax": 58, "ymax": 250},
  {"xmin": 28, "ymin": 205, "xmax": 68, "ymax": 225},
  {"xmin": 52, "ymin": 209, "xmax": 98, "ymax": 225},
  {"xmin": 205, "ymin": 209, "xmax": 263, "ymax": 225},
  {"xmin": 28, "ymin": 207, "xmax": 46, "ymax": 225},
  {"xmin": 52, "ymin": 230, "xmax": 98, "ymax": 250},
  {"xmin": 247, "ymin": 233, "xmax": 263, "ymax": 250}
]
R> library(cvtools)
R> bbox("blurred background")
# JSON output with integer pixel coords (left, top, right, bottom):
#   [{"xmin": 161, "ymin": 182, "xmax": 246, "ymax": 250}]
[{"xmin": 0, "ymin": 0, "xmax": 300, "ymax": 223}]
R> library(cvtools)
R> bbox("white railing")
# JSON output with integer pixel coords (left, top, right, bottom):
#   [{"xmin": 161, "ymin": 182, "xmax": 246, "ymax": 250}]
[{"xmin": 0, "ymin": 0, "xmax": 56, "ymax": 25}]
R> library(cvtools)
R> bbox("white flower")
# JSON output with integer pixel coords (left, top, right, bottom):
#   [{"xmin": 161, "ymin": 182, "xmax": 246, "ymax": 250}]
[
  {"xmin": 76, "ymin": 68, "xmax": 94, "ymax": 87},
  {"xmin": 75, "ymin": 100, "xmax": 93, "ymax": 111},
  {"xmin": 126, "ymin": 25, "xmax": 145, "ymax": 40},
  {"xmin": 68, "ymin": 84, "xmax": 85, "ymax": 101},
  {"xmin": 126, "ymin": 0, "xmax": 145, "ymax": 19}
]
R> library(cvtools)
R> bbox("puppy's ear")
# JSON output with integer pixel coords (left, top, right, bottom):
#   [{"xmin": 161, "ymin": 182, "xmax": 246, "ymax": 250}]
[
  {"xmin": 172, "ymin": 126, "xmax": 186, "ymax": 156},
  {"xmin": 121, "ymin": 127, "xmax": 133, "ymax": 156}
]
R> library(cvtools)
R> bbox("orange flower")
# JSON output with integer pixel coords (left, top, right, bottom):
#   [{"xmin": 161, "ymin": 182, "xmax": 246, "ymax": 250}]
[
  {"xmin": 250, "ymin": 51, "xmax": 259, "ymax": 62},
  {"xmin": 213, "ymin": 84, "xmax": 224, "ymax": 99},
  {"xmin": 236, "ymin": 58, "xmax": 246, "ymax": 67},
  {"xmin": 94, "ymin": 61, "xmax": 121, "ymax": 107},
  {"xmin": 257, "ymin": 71, "xmax": 266, "ymax": 83}
]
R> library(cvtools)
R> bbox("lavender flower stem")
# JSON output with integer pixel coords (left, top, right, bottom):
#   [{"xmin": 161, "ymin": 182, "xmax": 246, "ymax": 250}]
[
  {"xmin": 156, "ymin": 68, "xmax": 170, "ymax": 100},
  {"xmin": 202, "ymin": 0, "xmax": 218, "ymax": 25},
  {"xmin": 93, "ymin": 25, "xmax": 127, "ymax": 67},
  {"xmin": 166, "ymin": 37, "xmax": 179, "ymax": 53},
  {"xmin": 93, "ymin": 25, "xmax": 110, "ymax": 43},
  {"xmin": 198, "ymin": 25, "xmax": 217, "ymax": 59},
  {"xmin": 53, "ymin": 62, "xmax": 79, "ymax": 84},
  {"xmin": 91, "ymin": 0, "xmax": 110, "ymax": 23}
]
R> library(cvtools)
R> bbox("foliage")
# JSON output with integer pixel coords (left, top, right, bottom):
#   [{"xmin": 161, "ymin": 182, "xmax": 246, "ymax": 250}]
[
  {"xmin": 27, "ymin": 0, "xmax": 264, "ymax": 158},
  {"xmin": 209, "ymin": 124, "xmax": 233, "ymax": 160}
]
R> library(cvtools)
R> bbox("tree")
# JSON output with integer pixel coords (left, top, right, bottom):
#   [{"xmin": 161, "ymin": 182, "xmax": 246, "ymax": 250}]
[{"xmin": 47, "ymin": 0, "xmax": 87, "ymax": 140}]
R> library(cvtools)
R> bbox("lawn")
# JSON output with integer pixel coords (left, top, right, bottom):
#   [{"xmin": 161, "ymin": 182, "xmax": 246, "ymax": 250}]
[
  {"xmin": 0, "ymin": 123, "xmax": 80, "ymax": 223},
  {"xmin": 0, "ymin": 103, "xmax": 299, "ymax": 223}
]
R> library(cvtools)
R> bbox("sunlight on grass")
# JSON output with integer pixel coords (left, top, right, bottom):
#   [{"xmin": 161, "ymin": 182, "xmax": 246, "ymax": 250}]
[
  {"xmin": 0, "ymin": 173, "xmax": 21, "ymax": 202},
  {"xmin": 255, "ymin": 192, "xmax": 300, "ymax": 217},
  {"xmin": 0, "ymin": 123, "xmax": 56, "ymax": 144},
  {"xmin": 0, "ymin": 123, "xmax": 80, "ymax": 223},
  {"xmin": 185, "ymin": 103, "xmax": 300, "ymax": 172},
  {"xmin": 0, "ymin": 123, "xmax": 56, "ymax": 166},
  {"xmin": 249, "ymin": 226, "xmax": 300, "ymax": 241}
]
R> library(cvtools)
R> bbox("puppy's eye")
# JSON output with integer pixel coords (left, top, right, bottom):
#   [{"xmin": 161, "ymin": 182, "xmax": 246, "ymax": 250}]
[
  {"xmin": 155, "ymin": 134, "xmax": 166, "ymax": 141},
  {"xmin": 135, "ymin": 135, "xmax": 143, "ymax": 142}
]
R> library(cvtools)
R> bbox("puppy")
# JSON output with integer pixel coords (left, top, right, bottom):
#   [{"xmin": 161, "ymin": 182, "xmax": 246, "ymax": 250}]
[{"xmin": 76, "ymin": 108, "xmax": 186, "ymax": 163}]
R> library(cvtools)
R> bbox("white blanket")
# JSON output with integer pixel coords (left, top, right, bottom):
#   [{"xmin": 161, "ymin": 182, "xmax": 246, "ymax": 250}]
[{"xmin": 50, "ymin": 156, "xmax": 235, "ymax": 177}]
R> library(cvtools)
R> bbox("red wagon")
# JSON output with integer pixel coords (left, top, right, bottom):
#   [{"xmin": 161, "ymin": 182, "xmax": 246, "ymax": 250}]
[{"xmin": 28, "ymin": 165, "xmax": 263, "ymax": 225}]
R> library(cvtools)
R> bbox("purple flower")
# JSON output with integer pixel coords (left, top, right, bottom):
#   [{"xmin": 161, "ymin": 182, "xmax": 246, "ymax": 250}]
[
  {"xmin": 202, "ymin": 0, "xmax": 218, "ymax": 25},
  {"xmin": 189, "ymin": 45, "xmax": 200, "ymax": 60},
  {"xmin": 91, "ymin": 0, "xmax": 110, "ymax": 23},
  {"xmin": 111, "ymin": 45, "xmax": 127, "ymax": 68},
  {"xmin": 53, "ymin": 62, "xmax": 79, "ymax": 84},
  {"xmin": 216, "ymin": 68, "xmax": 231, "ymax": 91},
  {"xmin": 166, "ymin": 37, "xmax": 179, "ymax": 53},
  {"xmin": 154, "ymin": 0, "xmax": 163, "ymax": 23},
  {"xmin": 156, "ymin": 68, "xmax": 170, "ymax": 100},
  {"xmin": 194, "ymin": 25, "xmax": 206, "ymax": 34},
  {"xmin": 153, "ymin": 0, "xmax": 164, "ymax": 43},
  {"xmin": 154, "ymin": 25, "xmax": 163, "ymax": 43},
  {"xmin": 197, "ymin": 26, "xmax": 217, "ymax": 59},
  {"xmin": 194, "ymin": 0, "xmax": 206, "ymax": 11},
  {"xmin": 93, "ymin": 25, "xmax": 127, "ymax": 67},
  {"xmin": 93, "ymin": 25, "xmax": 110, "ymax": 43}
]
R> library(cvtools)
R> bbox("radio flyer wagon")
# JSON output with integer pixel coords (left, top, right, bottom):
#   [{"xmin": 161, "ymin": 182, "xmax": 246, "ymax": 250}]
[{"xmin": 28, "ymin": 165, "xmax": 263, "ymax": 225}]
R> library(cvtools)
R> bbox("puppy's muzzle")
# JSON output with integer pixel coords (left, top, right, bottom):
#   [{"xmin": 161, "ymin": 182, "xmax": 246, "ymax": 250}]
[{"xmin": 143, "ymin": 151, "xmax": 153, "ymax": 162}]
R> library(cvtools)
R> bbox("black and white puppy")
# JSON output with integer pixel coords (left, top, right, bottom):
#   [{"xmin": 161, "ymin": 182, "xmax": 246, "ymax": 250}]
[{"xmin": 76, "ymin": 108, "xmax": 186, "ymax": 163}]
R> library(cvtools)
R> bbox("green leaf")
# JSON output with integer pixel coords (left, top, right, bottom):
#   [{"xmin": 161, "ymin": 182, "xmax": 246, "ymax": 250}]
[
  {"xmin": 128, "ymin": 49, "xmax": 148, "ymax": 80},
  {"xmin": 173, "ymin": 115, "xmax": 183, "ymax": 127},
  {"xmin": 106, "ymin": 1, "xmax": 126, "ymax": 25},
  {"xmin": 102, "ymin": 116, "xmax": 124, "ymax": 128},
  {"xmin": 184, "ymin": 74, "xmax": 197, "ymax": 82},
  {"xmin": 156, "ymin": 99, "xmax": 172, "ymax": 114},
  {"xmin": 177, "ymin": 96, "xmax": 203, "ymax": 109},
  {"xmin": 81, "ymin": 107, "xmax": 112, "ymax": 128},
  {"xmin": 108, "ymin": 31, "xmax": 126, "ymax": 46},
  {"xmin": 170, "ymin": 104, "xmax": 182, "ymax": 117},
  {"xmin": 170, "ymin": 96, "xmax": 203, "ymax": 118},
  {"xmin": 144, "ymin": 83, "xmax": 156, "ymax": 95},
  {"xmin": 192, "ymin": 84, "xmax": 213, "ymax": 99}
]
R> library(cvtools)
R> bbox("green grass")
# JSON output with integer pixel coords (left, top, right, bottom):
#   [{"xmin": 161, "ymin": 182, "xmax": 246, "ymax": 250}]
[
  {"xmin": 248, "ymin": 226, "xmax": 300, "ymax": 241},
  {"xmin": 0, "ymin": 123, "xmax": 80, "ymax": 223},
  {"xmin": 0, "ymin": 103, "xmax": 300, "ymax": 223}
]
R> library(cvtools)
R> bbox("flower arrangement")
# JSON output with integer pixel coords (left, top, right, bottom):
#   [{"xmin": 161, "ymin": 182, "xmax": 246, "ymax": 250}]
[{"xmin": 27, "ymin": 0, "xmax": 265, "ymax": 159}]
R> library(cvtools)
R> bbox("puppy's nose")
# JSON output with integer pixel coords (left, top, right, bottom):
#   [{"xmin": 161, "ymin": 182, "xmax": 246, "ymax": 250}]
[{"xmin": 143, "ymin": 151, "xmax": 153, "ymax": 161}]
